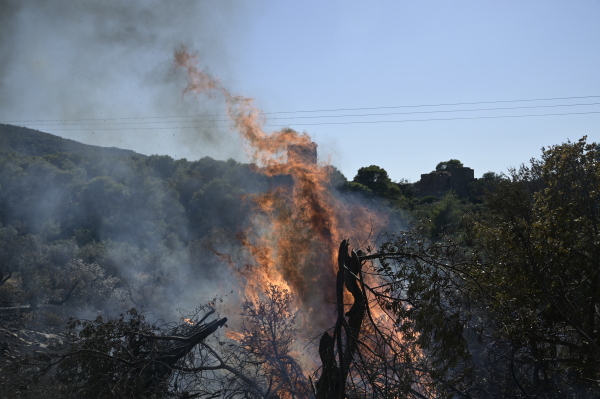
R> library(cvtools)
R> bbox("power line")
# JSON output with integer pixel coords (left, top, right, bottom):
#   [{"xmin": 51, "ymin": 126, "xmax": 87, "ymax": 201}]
[
  {"xmin": 3, "ymin": 95, "xmax": 600, "ymax": 123},
  {"xmin": 266, "ymin": 95, "xmax": 600, "ymax": 114},
  {"xmin": 266, "ymin": 101, "xmax": 600, "ymax": 120},
  {"xmin": 12, "ymin": 101, "xmax": 600, "ymax": 126},
  {"xmin": 25, "ymin": 110, "xmax": 600, "ymax": 130},
  {"xmin": 265, "ymin": 111, "xmax": 600, "ymax": 126}
]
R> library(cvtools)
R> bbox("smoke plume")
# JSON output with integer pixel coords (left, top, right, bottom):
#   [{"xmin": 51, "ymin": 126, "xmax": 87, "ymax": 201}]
[{"xmin": 0, "ymin": 0, "xmax": 257, "ymax": 161}]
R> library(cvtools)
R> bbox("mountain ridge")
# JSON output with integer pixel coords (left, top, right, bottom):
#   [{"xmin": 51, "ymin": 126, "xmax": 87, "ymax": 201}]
[{"xmin": 0, "ymin": 124, "xmax": 142, "ymax": 158}]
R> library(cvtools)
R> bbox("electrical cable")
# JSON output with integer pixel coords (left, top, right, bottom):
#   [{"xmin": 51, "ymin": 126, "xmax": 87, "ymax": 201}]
[
  {"xmin": 265, "ymin": 111, "xmax": 600, "ymax": 126},
  {"xmin": 2, "ymin": 95, "xmax": 600, "ymax": 123},
  {"xmin": 25, "ymin": 110, "xmax": 600, "ymax": 130},
  {"xmin": 12, "ymin": 101, "xmax": 600, "ymax": 126},
  {"xmin": 266, "ymin": 95, "xmax": 600, "ymax": 114}
]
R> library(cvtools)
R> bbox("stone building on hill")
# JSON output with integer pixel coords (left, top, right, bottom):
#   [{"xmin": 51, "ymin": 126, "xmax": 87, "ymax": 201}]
[{"xmin": 413, "ymin": 166, "xmax": 475, "ymax": 198}]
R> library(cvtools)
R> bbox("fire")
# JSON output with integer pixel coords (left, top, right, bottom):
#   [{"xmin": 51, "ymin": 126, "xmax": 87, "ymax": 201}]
[
  {"xmin": 225, "ymin": 330, "xmax": 245, "ymax": 342},
  {"xmin": 175, "ymin": 47, "xmax": 421, "ymax": 387},
  {"xmin": 176, "ymin": 47, "xmax": 382, "ymax": 311},
  {"xmin": 182, "ymin": 318, "xmax": 194, "ymax": 325}
]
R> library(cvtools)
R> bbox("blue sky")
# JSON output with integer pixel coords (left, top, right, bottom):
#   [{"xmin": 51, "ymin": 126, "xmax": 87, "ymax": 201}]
[{"xmin": 1, "ymin": 0, "xmax": 599, "ymax": 181}]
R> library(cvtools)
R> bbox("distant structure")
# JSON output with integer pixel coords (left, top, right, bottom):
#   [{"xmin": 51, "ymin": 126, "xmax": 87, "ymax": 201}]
[
  {"xmin": 413, "ymin": 166, "xmax": 475, "ymax": 198},
  {"xmin": 287, "ymin": 142, "xmax": 318, "ymax": 165}
]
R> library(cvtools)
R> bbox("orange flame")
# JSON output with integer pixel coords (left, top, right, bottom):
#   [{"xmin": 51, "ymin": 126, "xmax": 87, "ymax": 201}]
[
  {"xmin": 172, "ymin": 50, "xmax": 431, "ymax": 391},
  {"xmin": 225, "ymin": 330, "xmax": 245, "ymax": 342},
  {"xmin": 182, "ymin": 318, "xmax": 194, "ymax": 325},
  {"xmin": 175, "ymin": 47, "xmax": 384, "ymax": 325}
]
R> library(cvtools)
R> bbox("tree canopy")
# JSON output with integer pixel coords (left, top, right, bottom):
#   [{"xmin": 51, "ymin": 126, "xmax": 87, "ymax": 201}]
[
  {"xmin": 350, "ymin": 165, "xmax": 403, "ymax": 200},
  {"xmin": 370, "ymin": 137, "xmax": 600, "ymax": 397},
  {"xmin": 467, "ymin": 137, "xmax": 600, "ymax": 393},
  {"xmin": 435, "ymin": 159, "xmax": 463, "ymax": 171}
]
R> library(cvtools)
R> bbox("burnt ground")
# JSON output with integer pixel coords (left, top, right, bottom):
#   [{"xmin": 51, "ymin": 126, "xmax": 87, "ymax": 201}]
[{"xmin": 0, "ymin": 306, "xmax": 74, "ymax": 398}]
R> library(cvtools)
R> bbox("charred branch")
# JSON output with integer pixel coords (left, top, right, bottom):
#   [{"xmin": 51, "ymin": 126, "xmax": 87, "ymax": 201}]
[
  {"xmin": 47, "ymin": 280, "xmax": 79, "ymax": 306},
  {"xmin": 316, "ymin": 239, "xmax": 366, "ymax": 399},
  {"xmin": 18, "ymin": 308, "xmax": 231, "ymax": 398},
  {"xmin": 0, "ymin": 269, "xmax": 12, "ymax": 286}
]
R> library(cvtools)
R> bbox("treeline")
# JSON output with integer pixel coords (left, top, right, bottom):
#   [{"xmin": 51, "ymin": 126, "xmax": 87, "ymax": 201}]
[
  {"xmin": 384, "ymin": 137, "xmax": 600, "ymax": 397},
  {"xmin": 341, "ymin": 162, "xmax": 504, "ymax": 240},
  {"xmin": 0, "ymin": 127, "xmax": 495, "ymax": 254},
  {"xmin": 0, "ymin": 151, "xmax": 268, "ymax": 247}
]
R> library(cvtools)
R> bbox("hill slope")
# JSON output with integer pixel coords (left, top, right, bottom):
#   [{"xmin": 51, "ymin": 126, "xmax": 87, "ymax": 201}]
[{"xmin": 0, "ymin": 124, "xmax": 140, "ymax": 158}]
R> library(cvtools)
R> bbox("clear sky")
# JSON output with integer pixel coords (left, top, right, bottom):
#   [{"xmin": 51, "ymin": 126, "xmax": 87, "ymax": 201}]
[{"xmin": 1, "ymin": 0, "xmax": 599, "ymax": 182}]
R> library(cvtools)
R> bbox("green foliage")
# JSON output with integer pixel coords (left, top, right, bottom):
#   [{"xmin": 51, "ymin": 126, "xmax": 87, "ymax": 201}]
[
  {"xmin": 0, "ymin": 138, "xmax": 269, "ymax": 248},
  {"xmin": 350, "ymin": 165, "xmax": 404, "ymax": 201},
  {"xmin": 419, "ymin": 195, "xmax": 438, "ymax": 205},
  {"xmin": 435, "ymin": 159, "xmax": 463, "ymax": 171},
  {"xmin": 0, "ymin": 124, "xmax": 136, "ymax": 158},
  {"xmin": 376, "ymin": 226, "xmax": 476, "ymax": 396},
  {"xmin": 399, "ymin": 182, "xmax": 414, "ymax": 199},
  {"xmin": 353, "ymin": 165, "xmax": 391, "ymax": 193},
  {"xmin": 74, "ymin": 228, "xmax": 95, "ymax": 246},
  {"xmin": 386, "ymin": 182, "xmax": 403, "ymax": 198},
  {"xmin": 326, "ymin": 165, "xmax": 348, "ymax": 190},
  {"xmin": 189, "ymin": 178, "xmax": 248, "ymax": 234},
  {"xmin": 428, "ymin": 191, "xmax": 462, "ymax": 238},
  {"xmin": 468, "ymin": 170, "xmax": 504, "ymax": 200},
  {"xmin": 375, "ymin": 137, "xmax": 600, "ymax": 397},
  {"xmin": 0, "ymin": 230, "xmax": 119, "ymax": 309},
  {"xmin": 345, "ymin": 181, "xmax": 373, "ymax": 195},
  {"xmin": 467, "ymin": 137, "xmax": 600, "ymax": 389},
  {"xmin": 481, "ymin": 171, "xmax": 501, "ymax": 180}
]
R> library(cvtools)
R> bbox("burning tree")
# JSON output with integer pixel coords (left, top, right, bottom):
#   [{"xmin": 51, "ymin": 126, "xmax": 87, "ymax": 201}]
[
  {"xmin": 173, "ymin": 47, "xmax": 436, "ymax": 397},
  {"xmin": 11, "ymin": 239, "xmax": 436, "ymax": 399},
  {"xmin": 236, "ymin": 285, "xmax": 312, "ymax": 397},
  {"xmin": 312, "ymin": 239, "xmax": 443, "ymax": 399},
  {"xmin": 7, "ymin": 47, "xmax": 466, "ymax": 398}
]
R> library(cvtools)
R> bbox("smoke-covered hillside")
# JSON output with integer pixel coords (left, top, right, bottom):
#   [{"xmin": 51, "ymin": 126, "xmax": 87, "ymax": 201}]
[
  {"xmin": 0, "ymin": 124, "xmax": 138, "ymax": 158},
  {"xmin": 0, "ymin": 124, "xmax": 272, "ymax": 244},
  {"xmin": 0, "ymin": 125, "xmax": 357, "ymax": 318},
  {"xmin": 0, "ymin": 125, "xmax": 272, "ymax": 317}
]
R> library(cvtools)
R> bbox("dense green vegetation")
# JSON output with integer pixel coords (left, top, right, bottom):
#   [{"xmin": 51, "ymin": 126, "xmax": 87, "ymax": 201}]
[
  {"xmin": 0, "ymin": 123, "xmax": 137, "ymax": 158},
  {"xmin": 372, "ymin": 137, "xmax": 600, "ymax": 397}
]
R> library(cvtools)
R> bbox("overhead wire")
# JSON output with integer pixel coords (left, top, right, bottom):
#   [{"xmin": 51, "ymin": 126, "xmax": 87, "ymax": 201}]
[
  {"xmin": 21, "ymin": 111, "xmax": 600, "ymax": 130},
  {"xmin": 2, "ymin": 94, "xmax": 600, "ymax": 123},
  {"xmin": 265, "ymin": 95, "xmax": 600, "ymax": 114},
  {"xmin": 10, "ymin": 101, "xmax": 600, "ymax": 126},
  {"xmin": 266, "ymin": 111, "xmax": 600, "ymax": 126}
]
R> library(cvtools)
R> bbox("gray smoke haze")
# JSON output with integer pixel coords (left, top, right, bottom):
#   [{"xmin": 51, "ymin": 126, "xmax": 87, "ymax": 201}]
[
  {"xmin": 0, "ymin": 0, "xmax": 399, "ymax": 356},
  {"xmin": 0, "ymin": 0, "xmax": 257, "ymax": 162}
]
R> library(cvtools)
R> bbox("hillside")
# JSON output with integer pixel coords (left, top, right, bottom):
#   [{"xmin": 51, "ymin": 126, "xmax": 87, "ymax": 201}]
[{"xmin": 0, "ymin": 124, "xmax": 140, "ymax": 158}]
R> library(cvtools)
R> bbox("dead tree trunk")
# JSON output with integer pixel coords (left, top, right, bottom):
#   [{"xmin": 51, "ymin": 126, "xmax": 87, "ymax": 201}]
[{"xmin": 315, "ymin": 239, "xmax": 366, "ymax": 399}]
